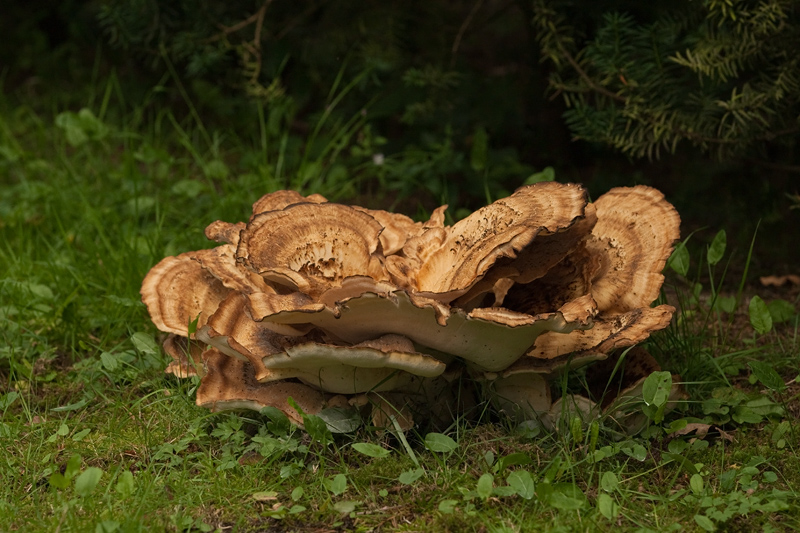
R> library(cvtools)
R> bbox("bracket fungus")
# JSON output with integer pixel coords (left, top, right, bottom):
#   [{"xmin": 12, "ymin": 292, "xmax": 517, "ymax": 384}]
[{"xmin": 142, "ymin": 183, "xmax": 682, "ymax": 432}]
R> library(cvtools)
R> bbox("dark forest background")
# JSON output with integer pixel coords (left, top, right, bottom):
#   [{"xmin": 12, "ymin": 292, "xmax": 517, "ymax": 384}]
[{"xmin": 3, "ymin": 0, "xmax": 798, "ymax": 271}]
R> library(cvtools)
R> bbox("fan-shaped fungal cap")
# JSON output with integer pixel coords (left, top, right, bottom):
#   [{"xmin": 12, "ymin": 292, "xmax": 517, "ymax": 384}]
[
  {"xmin": 524, "ymin": 304, "xmax": 675, "ymax": 361},
  {"xmin": 196, "ymin": 292, "xmax": 285, "ymax": 363},
  {"xmin": 141, "ymin": 252, "xmax": 231, "ymax": 336},
  {"xmin": 237, "ymin": 203, "xmax": 388, "ymax": 297},
  {"xmin": 454, "ymin": 203, "xmax": 598, "ymax": 310},
  {"xmin": 264, "ymin": 334, "xmax": 445, "ymax": 374},
  {"xmin": 196, "ymin": 348, "xmax": 327, "ymax": 425},
  {"xmin": 191, "ymin": 245, "xmax": 271, "ymax": 295},
  {"xmin": 250, "ymin": 190, "xmax": 327, "ymax": 219},
  {"xmin": 255, "ymin": 335, "xmax": 446, "ymax": 394},
  {"xmin": 199, "ymin": 292, "xmax": 446, "ymax": 394},
  {"xmin": 406, "ymin": 182, "xmax": 591, "ymax": 301},
  {"xmin": 249, "ymin": 289, "xmax": 590, "ymax": 372},
  {"xmin": 353, "ymin": 207, "xmax": 423, "ymax": 256},
  {"xmin": 500, "ymin": 240, "xmax": 601, "ymax": 314},
  {"xmin": 588, "ymin": 186, "xmax": 680, "ymax": 314},
  {"xmin": 205, "ymin": 220, "xmax": 246, "ymax": 246}
]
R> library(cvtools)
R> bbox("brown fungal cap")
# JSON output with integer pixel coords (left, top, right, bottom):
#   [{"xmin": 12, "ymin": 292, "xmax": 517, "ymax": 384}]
[
  {"xmin": 250, "ymin": 190, "xmax": 327, "ymax": 219},
  {"xmin": 140, "ymin": 252, "xmax": 231, "ymax": 336},
  {"xmin": 352, "ymin": 207, "xmax": 423, "ymax": 256},
  {"xmin": 196, "ymin": 348, "xmax": 327, "ymax": 425},
  {"xmin": 249, "ymin": 289, "xmax": 590, "ymax": 372},
  {"xmin": 588, "ymin": 186, "xmax": 681, "ymax": 314},
  {"xmin": 410, "ymin": 182, "xmax": 591, "ymax": 300},
  {"xmin": 499, "ymin": 239, "xmax": 601, "ymax": 314},
  {"xmin": 525, "ymin": 304, "xmax": 675, "ymax": 361},
  {"xmin": 237, "ymin": 203, "xmax": 387, "ymax": 297},
  {"xmin": 254, "ymin": 334, "xmax": 447, "ymax": 394},
  {"xmin": 191, "ymin": 245, "xmax": 271, "ymax": 295},
  {"xmin": 205, "ymin": 220, "xmax": 246, "ymax": 246},
  {"xmin": 263, "ymin": 334, "xmax": 445, "ymax": 377}
]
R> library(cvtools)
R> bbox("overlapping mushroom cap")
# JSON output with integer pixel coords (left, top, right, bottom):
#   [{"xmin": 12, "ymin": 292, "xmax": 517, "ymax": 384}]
[{"xmin": 141, "ymin": 183, "xmax": 681, "ymax": 432}]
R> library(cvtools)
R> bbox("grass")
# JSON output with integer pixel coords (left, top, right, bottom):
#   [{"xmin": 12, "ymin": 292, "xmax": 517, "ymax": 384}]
[{"xmin": 1, "ymin": 82, "xmax": 799, "ymax": 532}]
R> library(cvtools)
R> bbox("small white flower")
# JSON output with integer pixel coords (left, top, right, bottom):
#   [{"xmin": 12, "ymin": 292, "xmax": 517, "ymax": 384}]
[{"xmin": 372, "ymin": 153, "xmax": 385, "ymax": 166}]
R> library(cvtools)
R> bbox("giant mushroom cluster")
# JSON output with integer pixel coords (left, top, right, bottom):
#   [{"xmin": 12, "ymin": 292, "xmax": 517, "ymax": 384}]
[{"xmin": 141, "ymin": 183, "xmax": 683, "ymax": 432}]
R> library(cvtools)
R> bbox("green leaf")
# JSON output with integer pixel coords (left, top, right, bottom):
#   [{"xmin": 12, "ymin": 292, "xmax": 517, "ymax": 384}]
[
  {"xmin": 26, "ymin": 283, "xmax": 54, "ymax": 300},
  {"xmin": 476, "ymin": 473, "xmax": 494, "ymax": 500},
  {"xmin": 424, "ymin": 432, "xmax": 458, "ymax": 453},
  {"xmin": 65, "ymin": 454, "xmax": 82, "ymax": 479},
  {"xmin": 0, "ymin": 391, "xmax": 18, "ymax": 410},
  {"xmin": 333, "ymin": 500, "xmax": 360, "ymax": 514},
  {"xmin": 694, "ymin": 514, "xmax": 715, "ymax": 531},
  {"xmin": 748, "ymin": 361, "xmax": 786, "ymax": 392},
  {"xmin": 538, "ymin": 482, "xmax": 587, "ymax": 510},
  {"xmin": 203, "ymin": 159, "xmax": 229, "ymax": 180},
  {"xmin": 668, "ymin": 242, "xmax": 690, "ymax": 276},
  {"xmin": 713, "ymin": 295, "xmax": 736, "ymax": 313},
  {"xmin": 55, "ymin": 112, "xmax": 89, "ymax": 146},
  {"xmin": 130, "ymin": 332, "xmax": 159, "ymax": 355},
  {"xmin": 597, "ymin": 493, "xmax": 619, "ymax": 519},
  {"xmin": 290, "ymin": 486, "xmax": 305, "ymax": 501},
  {"xmin": 524, "ymin": 166, "xmax": 555, "ymax": 184},
  {"xmin": 75, "ymin": 467, "xmax": 103, "ymax": 497},
  {"xmin": 506, "ymin": 470, "xmax": 535, "ymax": 499},
  {"xmin": 642, "ymin": 371, "xmax": 672, "ymax": 407},
  {"xmin": 261, "ymin": 406, "xmax": 291, "ymax": 437},
  {"xmin": 115, "ymin": 471, "xmax": 135, "ymax": 497},
  {"xmin": 470, "ymin": 127, "xmax": 488, "ymax": 172},
  {"xmin": 187, "ymin": 314, "xmax": 201, "ymax": 336},
  {"xmin": 303, "ymin": 414, "xmax": 332, "ymax": 444},
  {"xmin": 49, "ymin": 472, "xmax": 69, "ymax": 489},
  {"xmin": 72, "ymin": 428, "xmax": 91, "ymax": 441},
  {"xmin": 492, "ymin": 486, "xmax": 518, "ymax": 497},
  {"xmin": 661, "ymin": 452, "xmax": 698, "ymax": 475},
  {"xmin": 52, "ymin": 398, "xmax": 88, "ymax": 412},
  {"xmin": 324, "ymin": 473, "xmax": 347, "ymax": 496},
  {"xmin": 252, "ymin": 491, "xmax": 278, "ymax": 502},
  {"xmin": 707, "ymin": 230, "xmax": 726, "ymax": 266},
  {"xmin": 438, "ymin": 499, "xmax": 458, "ymax": 514},
  {"xmin": 748, "ymin": 296, "xmax": 772, "ymax": 335},
  {"xmin": 352, "ymin": 442, "xmax": 391, "ymax": 458},
  {"xmin": 100, "ymin": 352, "xmax": 119, "ymax": 372},
  {"xmin": 767, "ymin": 299, "xmax": 796, "ymax": 323},
  {"xmin": 96, "ymin": 519, "xmax": 120, "ymax": 533},
  {"xmin": 497, "ymin": 452, "xmax": 533, "ymax": 472},
  {"xmin": 732, "ymin": 406, "xmax": 763, "ymax": 424},
  {"xmin": 620, "ymin": 442, "xmax": 648, "ymax": 462},
  {"xmin": 398, "ymin": 468, "xmax": 424, "ymax": 485},
  {"xmin": 600, "ymin": 472, "xmax": 618, "ymax": 492},
  {"xmin": 516, "ymin": 420, "xmax": 542, "ymax": 439},
  {"xmin": 171, "ymin": 179, "xmax": 206, "ymax": 198},
  {"xmin": 317, "ymin": 407, "xmax": 361, "ymax": 433},
  {"xmin": 690, "ymin": 473, "xmax": 704, "ymax": 495}
]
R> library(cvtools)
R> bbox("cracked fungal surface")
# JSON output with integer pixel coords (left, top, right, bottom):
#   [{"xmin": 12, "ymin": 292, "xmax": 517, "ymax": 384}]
[{"xmin": 141, "ymin": 183, "xmax": 681, "ymax": 432}]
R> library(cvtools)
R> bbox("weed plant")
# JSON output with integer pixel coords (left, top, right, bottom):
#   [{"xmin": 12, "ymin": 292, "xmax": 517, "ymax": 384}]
[{"xmin": 1, "ymin": 79, "xmax": 798, "ymax": 531}]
